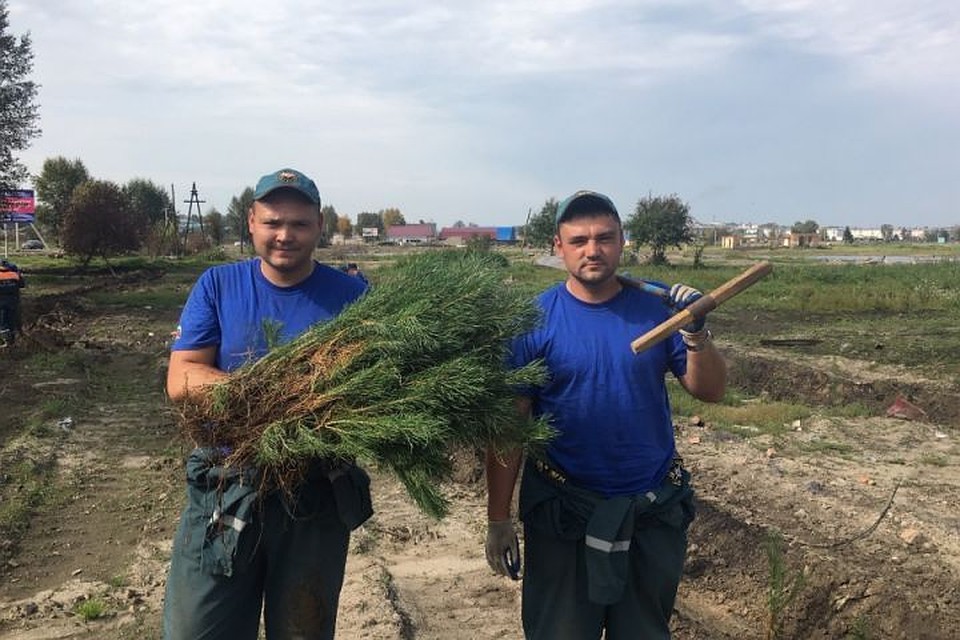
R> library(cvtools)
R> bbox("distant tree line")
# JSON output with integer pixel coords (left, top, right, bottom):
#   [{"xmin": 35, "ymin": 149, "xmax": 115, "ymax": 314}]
[{"xmin": 29, "ymin": 155, "xmax": 421, "ymax": 263}]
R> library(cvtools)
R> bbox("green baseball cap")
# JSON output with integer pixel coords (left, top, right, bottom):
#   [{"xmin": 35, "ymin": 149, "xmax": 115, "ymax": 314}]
[
  {"xmin": 253, "ymin": 168, "xmax": 321, "ymax": 205},
  {"xmin": 556, "ymin": 190, "xmax": 619, "ymax": 227}
]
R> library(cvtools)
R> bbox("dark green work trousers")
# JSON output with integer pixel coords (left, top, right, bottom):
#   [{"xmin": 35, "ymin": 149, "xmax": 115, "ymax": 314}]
[
  {"xmin": 163, "ymin": 449, "xmax": 370, "ymax": 640},
  {"xmin": 520, "ymin": 461, "xmax": 695, "ymax": 640}
]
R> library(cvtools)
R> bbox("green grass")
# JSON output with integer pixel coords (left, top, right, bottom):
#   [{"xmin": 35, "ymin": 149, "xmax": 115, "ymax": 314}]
[
  {"xmin": 0, "ymin": 453, "xmax": 57, "ymax": 538},
  {"xmin": 919, "ymin": 453, "xmax": 949, "ymax": 467},
  {"xmin": 74, "ymin": 597, "xmax": 108, "ymax": 621},
  {"xmin": 83, "ymin": 287, "xmax": 190, "ymax": 310},
  {"xmin": 107, "ymin": 574, "xmax": 128, "ymax": 588},
  {"xmin": 668, "ymin": 381, "xmax": 811, "ymax": 436},
  {"xmin": 796, "ymin": 439, "xmax": 854, "ymax": 456}
]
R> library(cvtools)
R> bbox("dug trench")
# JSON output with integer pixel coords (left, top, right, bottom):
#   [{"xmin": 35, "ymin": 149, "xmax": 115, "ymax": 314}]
[{"xmin": 1, "ymin": 273, "xmax": 958, "ymax": 639}]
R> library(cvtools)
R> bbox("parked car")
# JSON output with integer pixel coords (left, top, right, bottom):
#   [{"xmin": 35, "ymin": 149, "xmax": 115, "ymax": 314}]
[{"xmin": 21, "ymin": 240, "xmax": 43, "ymax": 250}]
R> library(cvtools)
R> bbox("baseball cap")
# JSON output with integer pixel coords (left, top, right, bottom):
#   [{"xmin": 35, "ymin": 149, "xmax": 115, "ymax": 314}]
[
  {"xmin": 253, "ymin": 168, "xmax": 321, "ymax": 205},
  {"xmin": 556, "ymin": 190, "xmax": 619, "ymax": 226}
]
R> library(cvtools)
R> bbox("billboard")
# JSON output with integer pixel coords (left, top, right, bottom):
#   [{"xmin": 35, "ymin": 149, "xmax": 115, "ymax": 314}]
[
  {"xmin": 0, "ymin": 190, "xmax": 36, "ymax": 224},
  {"xmin": 361, "ymin": 227, "xmax": 379, "ymax": 238}
]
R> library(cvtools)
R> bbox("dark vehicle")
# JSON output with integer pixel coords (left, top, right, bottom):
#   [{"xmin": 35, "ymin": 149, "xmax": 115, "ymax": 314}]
[{"xmin": 21, "ymin": 239, "xmax": 43, "ymax": 250}]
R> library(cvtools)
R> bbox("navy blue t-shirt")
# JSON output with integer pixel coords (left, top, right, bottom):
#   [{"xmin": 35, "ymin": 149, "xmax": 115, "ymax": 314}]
[
  {"xmin": 172, "ymin": 258, "xmax": 367, "ymax": 372},
  {"xmin": 509, "ymin": 283, "xmax": 688, "ymax": 496}
]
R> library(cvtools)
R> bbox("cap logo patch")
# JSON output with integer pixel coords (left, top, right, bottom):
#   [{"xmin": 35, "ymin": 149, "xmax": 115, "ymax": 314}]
[{"xmin": 278, "ymin": 171, "xmax": 298, "ymax": 183}]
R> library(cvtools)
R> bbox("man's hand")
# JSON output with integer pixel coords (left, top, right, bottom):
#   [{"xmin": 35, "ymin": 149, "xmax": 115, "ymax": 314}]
[
  {"xmin": 485, "ymin": 519, "xmax": 521, "ymax": 579},
  {"xmin": 669, "ymin": 283, "xmax": 705, "ymax": 333}
]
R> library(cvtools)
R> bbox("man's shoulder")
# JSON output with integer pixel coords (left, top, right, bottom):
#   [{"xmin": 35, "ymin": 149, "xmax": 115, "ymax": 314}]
[
  {"xmin": 536, "ymin": 282, "xmax": 565, "ymax": 305},
  {"xmin": 202, "ymin": 258, "xmax": 256, "ymax": 278},
  {"xmin": 310, "ymin": 262, "xmax": 368, "ymax": 298}
]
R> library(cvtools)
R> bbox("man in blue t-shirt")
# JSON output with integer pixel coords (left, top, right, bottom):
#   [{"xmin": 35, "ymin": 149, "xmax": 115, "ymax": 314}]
[
  {"xmin": 485, "ymin": 190, "xmax": 727, "ymax": 639},
  {"xmin": 163, "ymin": 168, "xmax": 368, "ymax": 640}
]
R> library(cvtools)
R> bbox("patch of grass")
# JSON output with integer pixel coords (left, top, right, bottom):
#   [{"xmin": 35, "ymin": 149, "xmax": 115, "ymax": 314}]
[
  {"xmin": 83, "ymin": 287, "xmax": 189, "ymax": 311},
  {"xmin": 669, "ymin": 382, "xmax": 811, "ymax": 436},
  {"xmin": 0, "ymin": 453, "xmax": 57, "ymax": 539},
  {"xmin": 765, "ymin": 528, "xmax": 806, "ymax": 640},
  {"xmin": 797, "ymin": 439, "xmax": 854, "ymax": 456},
  {"xmin": 918, "ymin": 453, "xmax": 948, "ymax": 467},
  {"xmin": 74, "ymin": 597, "xmax": 107, "ymax": 621},
  {"xmin": 845, "ymin": 615, "xmax": 874, "ymax": 639},
  {"xmin": 107, "ymin": 574, "xmax": 127, "ymax": 588},
  {"xmin": 38, "ymin": 394, "xmax": 79, "ymax": 419}
]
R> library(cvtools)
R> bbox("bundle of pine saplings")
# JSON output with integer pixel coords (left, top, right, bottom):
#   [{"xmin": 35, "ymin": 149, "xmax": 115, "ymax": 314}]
[{"xmin": 177, "ymin": 250, "xmax": 552, "ymax": 518}]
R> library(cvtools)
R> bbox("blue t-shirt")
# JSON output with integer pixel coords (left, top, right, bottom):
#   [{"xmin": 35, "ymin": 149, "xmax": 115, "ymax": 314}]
[
  {"xmin": 172, "ymin": 258, "xmax": 367, "ymax": 372},
  {"xmin": 509, "ymin": 283, "xmax": 688, "ymax": 496}
]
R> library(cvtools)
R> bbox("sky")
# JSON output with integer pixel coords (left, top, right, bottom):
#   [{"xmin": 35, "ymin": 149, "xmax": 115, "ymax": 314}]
[{"xmin": 8, "ymin": 0, "xmax": 960, "ymax": 229}]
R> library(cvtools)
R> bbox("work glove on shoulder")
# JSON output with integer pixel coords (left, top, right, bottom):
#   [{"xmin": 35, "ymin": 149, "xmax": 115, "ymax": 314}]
[{"xmin": 485, "ymin": 519, "xmax": 521, "ymax": 580}]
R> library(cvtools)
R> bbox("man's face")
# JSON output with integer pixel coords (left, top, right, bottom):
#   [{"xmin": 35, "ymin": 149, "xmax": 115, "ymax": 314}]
[
  {"xmin": 554, "ymin": 213, "xmax": 624, "ymax": 288},
  {"xmin": 248, "ymin": 195, "xmax": 323, "ymax": 279}
]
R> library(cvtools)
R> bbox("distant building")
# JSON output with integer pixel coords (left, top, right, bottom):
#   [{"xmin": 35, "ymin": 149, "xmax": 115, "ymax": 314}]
[
  {"xmin": 850, "ymin": 228, "xmax": 883, "ymax": 241},
  {"xmin": 783, "ymin": 232, "xmax": 820, "ymax": 248},
  {"xmin": 386, "ymin": 223, "xmax": 437, "ymax": 245},
  {"xmin": 721, "ymin": 235, "xmax": 740, "ymax": 249},
  {"xmin": 438, "ymin": 226, "xmax": 498, "ymax": 245}
]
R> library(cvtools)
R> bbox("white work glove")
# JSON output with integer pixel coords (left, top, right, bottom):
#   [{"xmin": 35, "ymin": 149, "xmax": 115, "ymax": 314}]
[{"xmin": 485, "ymin": 519, "xmax": 521, "ymax": 580}]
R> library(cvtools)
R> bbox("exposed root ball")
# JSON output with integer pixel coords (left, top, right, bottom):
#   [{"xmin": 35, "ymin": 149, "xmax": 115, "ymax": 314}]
[{"xmin": 176, "ymin": 250, "xmax": 552, "ymax": 518}]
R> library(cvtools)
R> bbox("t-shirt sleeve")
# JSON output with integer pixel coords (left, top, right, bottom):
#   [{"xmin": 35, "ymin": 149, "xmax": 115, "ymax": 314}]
[
  {"xmin": 666, "ymin": 331, "xmax": 688, "ymax": 379},
  {"xmin": 506, "ymin": 329, "xmax": 541, "ymax": 397},
  {"xmin": 172, "ymin": 271, "xmax": 221, "ymax": 351}
]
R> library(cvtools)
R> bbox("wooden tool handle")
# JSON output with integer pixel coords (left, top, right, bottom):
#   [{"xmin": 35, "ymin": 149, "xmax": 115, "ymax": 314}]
[{"xmin": 629, "ymin": 261, "xmax": 773, "ymax": 354}]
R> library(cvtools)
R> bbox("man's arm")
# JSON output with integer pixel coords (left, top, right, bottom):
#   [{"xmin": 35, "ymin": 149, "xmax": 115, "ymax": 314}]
[
  {"xmin": 679, "ymin": 338, "xmax": 727, "ymax": 403},
  {"xmin": 484, "ymin": 396, "xmax": 530, "ymax": 578},
  {"xmin": 166, "ymin": 346, "xmax": 228, "ymax": 401},
  {"xmin": 486, "ymin": 396, "xmax": 530, "ymax": 520}
]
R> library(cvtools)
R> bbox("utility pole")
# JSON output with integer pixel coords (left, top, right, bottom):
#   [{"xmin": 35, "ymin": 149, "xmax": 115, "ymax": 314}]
[{"xmin": 180, "ymin": 182, "xmax": 206, "ymax": 251}]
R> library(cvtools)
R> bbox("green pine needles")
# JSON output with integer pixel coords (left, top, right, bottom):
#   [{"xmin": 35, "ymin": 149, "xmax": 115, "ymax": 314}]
[{"xmin": 177, "ymin": 250, "xmax": 553, "ymax": 518}]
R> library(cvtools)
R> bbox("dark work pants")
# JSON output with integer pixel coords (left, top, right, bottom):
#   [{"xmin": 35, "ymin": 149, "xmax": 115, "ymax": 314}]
[
  {"xmin": 163, "ymin": 453, "xmax": 351, "ymax": 640},
  {"xmin": 519, "ymin": 468, "xmax": 694, "ymax": 640}
]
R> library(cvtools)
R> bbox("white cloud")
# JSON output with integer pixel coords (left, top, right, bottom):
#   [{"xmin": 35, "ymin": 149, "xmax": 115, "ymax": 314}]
[
  {"xmin": 738, "ymin": 0, "xmax": 960, "ymax": 96},
  {"xmin": 8, "ymin": 0, "xmax": 960, "ymax": 227}
]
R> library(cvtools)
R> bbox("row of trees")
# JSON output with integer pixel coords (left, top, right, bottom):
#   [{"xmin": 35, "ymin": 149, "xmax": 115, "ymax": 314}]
[
  {"xmin": 31, "ymin": 155, "xmax": 422, "ymax": 260},
  {"xmin": 523, "ymin": 194, "xmax": 694, "ymax": 264}
]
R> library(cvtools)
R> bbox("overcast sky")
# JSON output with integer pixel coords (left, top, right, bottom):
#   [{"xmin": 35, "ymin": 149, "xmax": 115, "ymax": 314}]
[{"xmin": 9, "ymin": 0, "xmax": 960, "ymax": 228}]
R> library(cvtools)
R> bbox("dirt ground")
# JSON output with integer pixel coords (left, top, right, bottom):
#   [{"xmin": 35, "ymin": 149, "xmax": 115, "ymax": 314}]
[{"xmin": 0, "ymin": 265, "xmax": 957, "ymax": 639}]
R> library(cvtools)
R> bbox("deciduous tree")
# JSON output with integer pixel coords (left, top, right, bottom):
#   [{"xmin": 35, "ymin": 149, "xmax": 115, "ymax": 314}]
[
  {"xmin": 33, "ymin": 156, "xmax": 89, "ymax": 240},
  {"xmin": 523, "ymin": 199, "xmax": 558, "ymax": 249},
  {"xmin": 0, "ymin": 0, "xmax": 40, "ymax": 190},
  {"xmin": 226, "ymin": 187, "xmax": 254, "ymax": 251},
  {"xmin": 380, "ymin": 207, "xmax": 405, "ymax": 227},
  {"xmin": 336, "ymin": 215, "xmax": 353, "ymax": 238},
  {"xmin": 61, "ymin": 180, "xmax": 147, "ymax": 266},
  {"xmin": 320, "ymin": 205, "xmax": 338, "ymax": 246},
  {"xmin": 124, "ymin": 178, "xmax": 172, "ymax": 227},
  {"xmin": 204, "ymin": 207, "xmax": 225, "ymax": 246},
  {"xmin": 624, "ymin": 194, "xmax": 693, "ymax": 265},
  {"xmin": 791, "ymin": 219, "xmax": 819, "ymax": 234}
]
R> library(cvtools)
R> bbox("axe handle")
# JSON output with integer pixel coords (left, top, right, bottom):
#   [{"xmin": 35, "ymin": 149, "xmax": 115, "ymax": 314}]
[{"xmin": 629, "ymin": 261, "xmax": 773, "ymax": 354}]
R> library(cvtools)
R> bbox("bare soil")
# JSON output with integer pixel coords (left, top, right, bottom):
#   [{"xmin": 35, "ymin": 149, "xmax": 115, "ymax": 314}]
[{"xmin": 0, "ymin": 266, "xmax": 957, "ymax": 639}]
